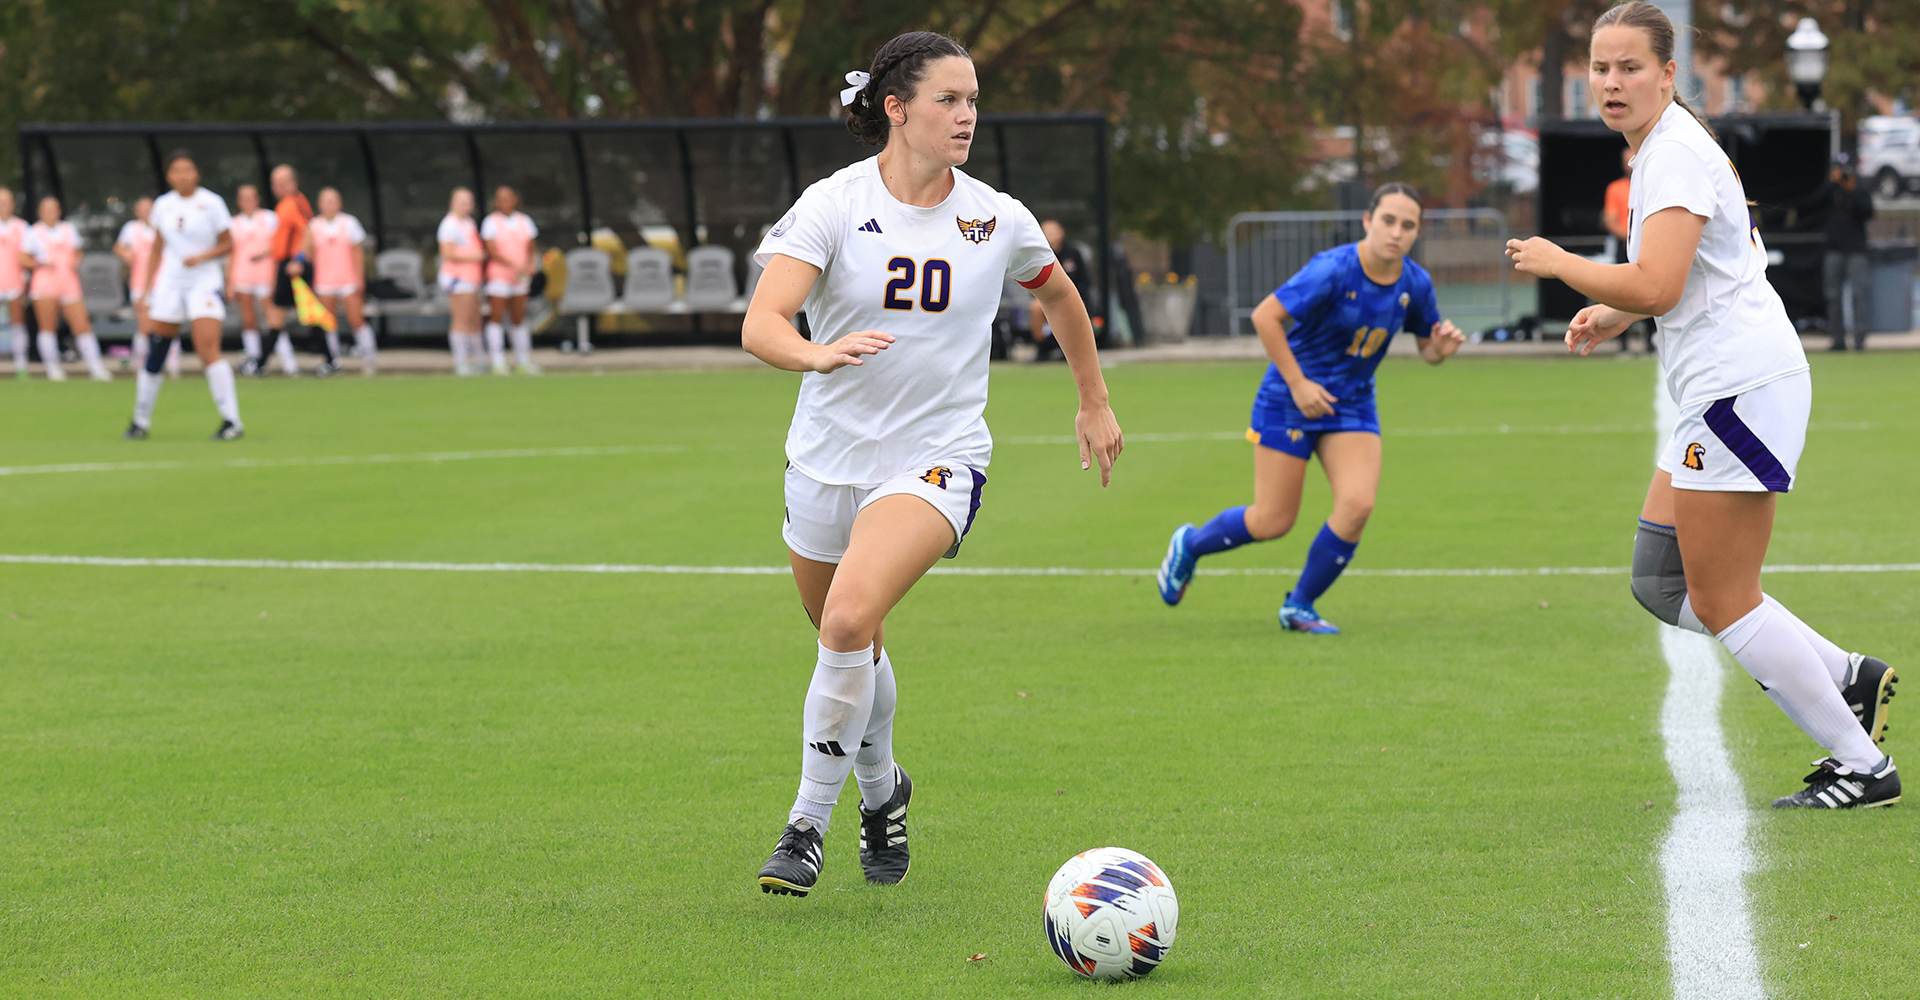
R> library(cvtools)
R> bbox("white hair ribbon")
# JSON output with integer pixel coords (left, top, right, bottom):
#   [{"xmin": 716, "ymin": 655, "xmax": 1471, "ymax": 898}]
[{"xmin": 838, "ymin": 70, "xmax": 871, "ymax": 108}]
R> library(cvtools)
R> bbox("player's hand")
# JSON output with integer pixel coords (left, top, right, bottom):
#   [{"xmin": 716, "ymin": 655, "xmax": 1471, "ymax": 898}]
[
  {"xmin": 1288, "ymin": 378, "xmax": 1338, "ymax": 419},
  {"xmin": 1428, "ymin": 319, "xmax": 1466, "ymax": 360},
  {"xmin": 1504, "ymin": 236, "xmax": 1567, "ymax": 279},
  {"xmin": 287, "ymin": 260, "xmax": 304, "ymax": 276},
  {"xmin": 1565, "ymin": 304, "xmax": 1632, "ymax": 356},
  {"xmin": 809, "ymin": 331, "xmax": 894, "ymax": 373},
  {"xmin": 1076, "ymin": 403, "xmax": 1123, "ymax": 487}
]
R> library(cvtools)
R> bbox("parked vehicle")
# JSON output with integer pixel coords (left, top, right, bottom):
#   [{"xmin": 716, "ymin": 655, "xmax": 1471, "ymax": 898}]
[{"xmin": 1859, "ymin": 115, "xmax": 1920, "ymax": 199}]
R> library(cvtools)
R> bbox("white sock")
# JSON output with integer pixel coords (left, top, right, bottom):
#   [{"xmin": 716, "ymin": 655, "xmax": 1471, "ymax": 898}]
[
  {"xmin": 8, "ymin": 329, "xmax": 26, "ymax": 371},
  {"xmin": 1717, "ymin": 599, "xmax": 1883, "ymax": 770},
  {"xmin": 36, "ymin": 331, "xmax": 60, "ymax": 372},
  {"xmin": 77, "ymin": 333, "xmax": 108, "ymax": 377},
  {"xmin": 274, "ymin": 332, "xmax": 298, "ymax": 373},
  {"xmin": 790, "ymin": 642, "xmax": 877, "ymax": 834},
  {"xmin": 466, "ymin": 332, "xmax": 485, "ymax": 365},
  {"xmin": 484, "ymin": 322, "xmax": 506, "ymax": 370},
  {"xmin": 204, "ymin": 359, "xmax": 241, "ymax": 426},
  {"xmin": 510, "ymin": 323, "xmax": 532, "ymax": 367},
  {"xmin": 354, "ymin": 324, "xmax": 377, "ymax": 371},
  {"xmin": 449, "ymin": 331, "xmax": 470, "ymax": 370},
  {"xmin": 1762, "ymin": 594, "xmax": 1851, "ymax": 688},
  {"xmin": 855, "ymin": 648, "xmax": 899, "ymax": 811},
  {"xmin": 133, "ymin": 369, "xmax": 163, "ymax": 428},
  {"xmin": 241, "ymin": 329, "xmax": 261, "ymax": 361},
  {"xmin": 164, "ymin": 338, "xmax": 181, "ymax": 376},
  {"xmin": 324, "ymin": 328, "xmax": 342, "ymax": 363}
]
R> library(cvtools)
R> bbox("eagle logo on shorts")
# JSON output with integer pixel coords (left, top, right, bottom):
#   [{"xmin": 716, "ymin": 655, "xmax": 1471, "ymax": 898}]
[
  {"xmin": 1286, "ymin": 429, "xmax": 1304, "ymax": 443},
  {"xmin": 920, "ymin": 466, "xmax": 954, "ymax": 490},
  {"xmin": 956, "ymin": 216, "xmax": 996, "ymax": 244},
  {"xmin": 1683, "ymin": 443, "xmax": 1706, "ymax": 471}
]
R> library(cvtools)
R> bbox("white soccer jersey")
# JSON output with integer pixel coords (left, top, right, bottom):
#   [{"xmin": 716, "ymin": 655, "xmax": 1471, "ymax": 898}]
[
  {"xmin": 151, "ymin": 187, "xmax": 233, "ymax": 287},
  {"xmin": 1628, "ymin": 101, "xmax": 1807, "ymax": 408},
  {"xmin": 755, "ymin": 157, "xmax": 1055, "ymax": 486}
]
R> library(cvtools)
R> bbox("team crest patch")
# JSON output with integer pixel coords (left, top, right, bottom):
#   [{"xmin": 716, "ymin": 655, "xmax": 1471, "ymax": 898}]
[
  {"xmin": 956, "ymin": 216, "xmax": 996, "ymax": 243},
  {"xmin": 1682, "ymin": 443, "xmax": 1706, "ymax": 471},
  {"xmin": 921, "ymin": 466, "xmax": 954, "ymax": 489},
  {"xmin": 1399, "ymin": 292, "xmax": 1410, "ymax": 307},
  {"xmin": 770, "ymin": 209, "xmax": 797, "ymax": 239},
  {"xmin": 1286, "ymin": 429, "xmax": 1304, "ymax": 443}
]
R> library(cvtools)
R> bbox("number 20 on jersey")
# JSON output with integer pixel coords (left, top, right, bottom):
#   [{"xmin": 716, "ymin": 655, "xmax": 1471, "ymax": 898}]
[{"xmin": 883, "ymin": 257, "xmax": 952, "ymax": 312}]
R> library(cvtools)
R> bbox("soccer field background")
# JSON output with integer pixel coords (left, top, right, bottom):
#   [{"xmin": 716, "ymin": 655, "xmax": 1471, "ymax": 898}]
[{"xmin": 3, "ymin": 352, "xmax": 1914, "ymax": 997}]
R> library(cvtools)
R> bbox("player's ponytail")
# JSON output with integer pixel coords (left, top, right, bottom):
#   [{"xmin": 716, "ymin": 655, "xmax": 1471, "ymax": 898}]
[
  {"xmin": 844, "ymin": 31, "xmax": 971, "ymax": 147},
  {"xmin": 1593, "ymin": 1, "xmax": 1716, "ymax": 141}
]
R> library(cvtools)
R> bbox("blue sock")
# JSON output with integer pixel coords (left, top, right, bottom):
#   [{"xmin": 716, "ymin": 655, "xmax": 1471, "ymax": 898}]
[
  {"xmin": 1188, "ymin": 506, "xmax": 1254, "ymax": 557},
  {"xmin": 1288, "ymin": 523, "xmax": 1358, "ymax": 608}
]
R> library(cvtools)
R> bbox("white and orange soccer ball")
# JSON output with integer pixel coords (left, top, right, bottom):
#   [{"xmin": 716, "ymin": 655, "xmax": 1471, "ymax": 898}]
[{"xmin": 1042, "ymin": 847, "xmax": 1179, "ymax": 981}]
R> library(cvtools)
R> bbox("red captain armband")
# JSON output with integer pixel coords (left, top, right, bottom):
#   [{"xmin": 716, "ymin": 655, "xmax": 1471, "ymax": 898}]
[{"xmin": 1016, "ymin": 262, "xmax": 1054, "ymax": 289}]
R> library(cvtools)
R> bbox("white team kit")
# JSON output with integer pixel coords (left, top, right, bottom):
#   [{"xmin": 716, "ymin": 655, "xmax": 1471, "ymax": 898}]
[
  {"xmin": 755, "ymin": 156, "xmax": 1056, "ymax": 561},
  {"xmin": 149, "ymin": 187, "xmax": 234, "ymax": 325},
  {"xmin": 1630, "ymin": 102, "xmax": 1810, "ymax": 493}
]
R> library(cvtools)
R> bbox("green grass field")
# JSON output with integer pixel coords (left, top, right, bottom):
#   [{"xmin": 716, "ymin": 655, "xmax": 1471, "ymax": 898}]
[{"xmin": 3, "ymin": 351, "xmax": 1915, "ymax": 998}]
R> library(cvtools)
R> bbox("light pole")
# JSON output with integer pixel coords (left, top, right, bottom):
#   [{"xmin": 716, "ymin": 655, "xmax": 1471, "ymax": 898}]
[{"xmin": 1786, "ymin": 18, "xmax": 1830, "ymax": 111}]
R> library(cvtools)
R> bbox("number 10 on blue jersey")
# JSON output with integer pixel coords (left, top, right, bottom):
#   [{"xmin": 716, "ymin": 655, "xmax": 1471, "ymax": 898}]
[{"xmin": 883, "ymin": 257, "xmax": 951, "ymax": 313}]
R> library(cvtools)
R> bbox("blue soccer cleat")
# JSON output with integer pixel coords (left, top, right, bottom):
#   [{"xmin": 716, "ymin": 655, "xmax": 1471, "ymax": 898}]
[
  {"xmin": 1278, "ymin": 602, "xmax": 1340, "ymax": 634},
  {"xmin": 1157, "ymin": 524, "xmax": 1198, "ymax": 606}
]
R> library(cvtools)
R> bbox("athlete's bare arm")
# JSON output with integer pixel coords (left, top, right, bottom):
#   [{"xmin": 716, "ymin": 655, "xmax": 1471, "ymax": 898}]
[
  {"xmin": 1415, "ymin": 319, "xmax": 1465, "ymax": 365},
  {"xmin": 143, "ymin": 233, "xmax": 166, "ymax": 297},
  {"xmin": 1565, "ymin": 304, "xmax": 1653, "ymax": 355},
  {"xmin": 185, "ymin": 230, "xmax": 232, "ymax": 269},
  {"xmin": 741, "ymin": 253, "xmax": 894, "ymax": 374},
  {"xmin": 1250, "ymin": 293, "xmax": 1335, "ymax": 419},
  {"xmin": 1504, "ymin": 206, "xmax": 1704, "ymax": 316},
  {"xmin": 1029, "ymin": 264, "xmax": 1123, "ymax": 486}
]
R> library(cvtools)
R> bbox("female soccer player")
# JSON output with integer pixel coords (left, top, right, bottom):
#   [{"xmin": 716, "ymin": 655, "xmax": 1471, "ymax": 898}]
[
  {"xmin": 481, "ymin": 185, "xmax": 539, "ymax": 374},
  {"xmin": 1, "ymin": 190, "xmax": 28, "ymax": 378},
  {"xmin": 1506, "ymin": 1, "xmax": 1897, "ymax": 808},
  {"xmin": 1156, "ymin": 183, "xmax": 1464, "ymax": 634},
  {"xmin": 744, "ymin": 30, "xmax": 1122, "ymax": 896},
  {"xmin": 117, "ymin": 197, "xmax": 180, "ymax": 379},
  {"xmin": 125, "ymin": 150, "xmax": 243, "ymax": 441},
  {"xmin": 23, "ymin": 195, "xmax": 114, "ymax": 382},
  {"xmin": 304, "ymin": 187, "xmax": 377, "ymax": 375},
  {"xmin": 437, "ymin": 188, "xmax": 486, "ymax": 375},
  {"xmin": 228, "ymin": 184, "xmax": 288, "ymax": 375}
]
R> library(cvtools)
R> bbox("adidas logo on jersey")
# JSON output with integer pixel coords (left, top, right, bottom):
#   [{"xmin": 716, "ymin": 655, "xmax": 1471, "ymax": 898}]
[{"xmin": 857, "ymin": 219, "xmax": 883, "ymax": 234}]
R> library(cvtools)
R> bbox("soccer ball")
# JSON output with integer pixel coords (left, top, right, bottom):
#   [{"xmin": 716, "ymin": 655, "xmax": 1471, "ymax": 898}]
[{"xmin": 1042, "ymin": 847, "xmax": 1179, "ymax": 981}]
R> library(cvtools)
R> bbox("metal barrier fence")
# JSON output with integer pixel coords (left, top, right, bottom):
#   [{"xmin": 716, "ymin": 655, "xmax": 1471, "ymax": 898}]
[{"xmin": 1224, "ymin": 210, "xmax": 1512, "ymax": 338}]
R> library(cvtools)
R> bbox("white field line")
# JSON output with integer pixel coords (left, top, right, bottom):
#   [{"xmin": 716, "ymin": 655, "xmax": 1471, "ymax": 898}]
[
  {"xmin": 1653, "ymin": 379, "xmax": 1765, "ymax": 1000},
  {"xmin": 2, "ymin": 553, "xmax": 1914, "ymax": 578}
]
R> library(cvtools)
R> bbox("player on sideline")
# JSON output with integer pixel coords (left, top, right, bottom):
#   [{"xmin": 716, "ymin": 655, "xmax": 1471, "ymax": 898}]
[
  {"xmin": 1, "ymin": 190, "xmax": 28, "ymax": 378},
  {"xmin": 23, "ymin": 195, "xmax": 115, "ymax": 382},
  {"xmin": 124, "ymin": 150, "xmax": 244, "ymax": 441},
  {"xmin": 304, "ymin": 188, "xmax": 377, "ymax": 375},
  {"xmin": 1156, "ymin": 183, "xmax": 1464, "ymax": 633},
  {"xmin": 481, "ymin": 185, "xmax": 540, "ymax": 374},
  {"xmin": 438, "ymin": 188, "xmax": 487, "ymax": 375},
  {"xmin": 229, "ymin": 184, "xmax": 285, "ymax": 376},
  {"xmin": 744, "ymin": 30, "xmax": 1123, "ymax": 896},
  {"xmin": 1506, "ymin": 1, "xmax": 1898, "ymax": 809}
]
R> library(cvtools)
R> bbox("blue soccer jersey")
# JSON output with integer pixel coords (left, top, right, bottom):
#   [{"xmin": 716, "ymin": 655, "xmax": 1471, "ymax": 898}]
[{"xmin": 1253, "ymin": 243, "xmax": 1439, "ymax": 417}]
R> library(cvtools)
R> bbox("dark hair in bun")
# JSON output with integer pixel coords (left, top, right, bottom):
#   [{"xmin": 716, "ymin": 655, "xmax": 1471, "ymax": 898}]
[{"xmin": 845, "ymin": 31, "xmax": 971, "ymax": 147}]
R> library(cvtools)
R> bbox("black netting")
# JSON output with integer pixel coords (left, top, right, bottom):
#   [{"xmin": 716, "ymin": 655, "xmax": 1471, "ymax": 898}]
[
  {"xmin": 578, "ymin": 131, "xmax": 687, "ymax": 253},
  {"xmin": 364, "ymin": 131, "xmax": 475, "ymax": 256},
  {"xmin": 473, "ymin": 131, "xmax": 585, "ymax": 249},
  {"xmin": 41, "ymin": 136, "xmax": 156, "ymax": 250},
  {"xmin": 258, "ymin": 133, "xmax": 378, "ymax": 242}
]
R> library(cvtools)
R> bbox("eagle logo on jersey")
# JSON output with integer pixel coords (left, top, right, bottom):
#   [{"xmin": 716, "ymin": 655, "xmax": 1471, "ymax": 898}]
[
  {"xmin": 1683, "ymin": 443, "xmax": 1706, "ymax": 471},
  {"xmin": 956, "ymin": 216, "xmax": 996, "ymax": 243},
  {"xmin": 920, "ymin": 466, "xmax": 954, "ymax": 489},
  {"xmin": 1399, "ymin": 292, "xmax": 1409, "ymax": 307}
]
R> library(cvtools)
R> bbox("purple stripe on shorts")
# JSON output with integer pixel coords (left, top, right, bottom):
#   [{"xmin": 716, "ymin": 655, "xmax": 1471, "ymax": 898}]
[
  {"xmin": 962, "ymin": 467, "xmax": 988, "ymax": 538},
  {"xmin": 1703, "ymin": 396, "xmax": 1792, "ymax": 492}
]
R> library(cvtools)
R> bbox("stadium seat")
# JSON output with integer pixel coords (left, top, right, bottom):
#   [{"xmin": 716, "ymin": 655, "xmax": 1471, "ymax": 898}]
[
  {"xmin": 559, "ymin": 248, "xmax": 615, "ymax": 354},
  {"xmin": 78, "ymin": 253, "xmax": 124, "ymax": 317},
  {"xmin": 368, "ymin": 249, "xmax": 432, "ymax": 318},
  {"xmin": 683, "ymin": 245, "xmax": 739, "ymax": 313},
  {"xmin": 623, "ymin": 247, "xmax": 675, "ymax": 312}
]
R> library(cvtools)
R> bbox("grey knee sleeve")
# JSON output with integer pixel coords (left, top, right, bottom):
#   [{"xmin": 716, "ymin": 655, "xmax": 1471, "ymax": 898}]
[{"xmin": 1630, "ymin": 520, "xmax": 1686, "ymax": 626}]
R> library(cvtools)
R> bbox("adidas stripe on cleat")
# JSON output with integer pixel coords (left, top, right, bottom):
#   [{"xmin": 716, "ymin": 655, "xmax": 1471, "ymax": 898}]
[
  {"xmin": 857, "ymin": 765, "xmax": 912, "ymax": 885},
  {"xmin": 1842, "ymin": 654, "xmax": 1897, "ymax": 744},
  {"xmin": 759, "ymin": 820, "xmax": 824, "ymax": 895},
  {"xmin": 1156, "ymin": 524, "xmax": 1198, "ymax": 606},
  {"xmin": 1771, "ymin": 756, "xmax": 1900, "ymax": 809}
]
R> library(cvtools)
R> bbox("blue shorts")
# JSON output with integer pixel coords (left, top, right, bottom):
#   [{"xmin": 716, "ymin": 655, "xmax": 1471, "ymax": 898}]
[{"xmin": 1247, "ymin": 398, "xmax": 1380, "ymax": 459}]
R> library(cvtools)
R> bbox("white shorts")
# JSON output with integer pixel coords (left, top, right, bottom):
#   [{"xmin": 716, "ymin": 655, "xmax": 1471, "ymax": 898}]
[
  {"xmin": 131, "ymin": 288, "xmax": 149, "ymax": 305},
  {"xmin": 783, "ymin": 461, "xmax": 988, "ymax": 563},
  {"xmin": 484, "ymin": 279, "xmax": 531, "ymax": 299},
  {"xmin": 231, "ymin": 282, "xmax": 271, "ymax": 300},
  {"xmin": 439, "ymin": 274, "xmax": 480, "ymax": 295},
  {"xmin": 314, "ymin": 284, "xmax": 359, "ymax": 298},
  {"xmin": 1, "ymin": 287, "xmax": 24, "ymax": 304},
  {"xmin": 148, "ymin": 275, "xmax": 227, "ymax": 325},
  {"xmin": 1658, "ymin": 371, "xmax": 1809, "ymax": 493}
]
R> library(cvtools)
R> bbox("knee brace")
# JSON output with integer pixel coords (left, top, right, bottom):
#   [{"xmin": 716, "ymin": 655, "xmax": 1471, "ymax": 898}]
[
  {"xmin": 1630, "ymin": 520, "xmax": 1687, "ymax": 626},
  {"xmin": 143, "ymin": 335, "xmax": 170, "ymax": 375}
]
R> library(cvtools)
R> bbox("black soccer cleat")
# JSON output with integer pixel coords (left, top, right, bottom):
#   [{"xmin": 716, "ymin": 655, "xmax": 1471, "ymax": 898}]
[
  {"xmin": 858, "ymin": 764, "xmax": 913, "ymax": 885},
  {"xmin": 211, "ymin": 420, "xmax": 244, "ymax": 441},
  {"xmin": 122, "ymin": 422, "xmax": 149, "ymax": 440},
  {"xmin": 758, "ymin": 821, "xmax": 824, "ymax": 896},
  {"xmin": 1771, "ymin": 756, "xmax": 1900, "ymax": 809},
  {"xmin": 1842, "ymin": 654, "xmax": 1897, "ymax": 744}
]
